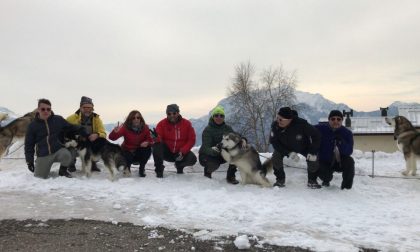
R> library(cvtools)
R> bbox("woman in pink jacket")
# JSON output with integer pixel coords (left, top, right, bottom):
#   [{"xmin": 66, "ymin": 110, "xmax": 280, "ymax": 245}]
[{"xmin": 109, "ymin": 110, "xmax": 153, "ymax": 177}]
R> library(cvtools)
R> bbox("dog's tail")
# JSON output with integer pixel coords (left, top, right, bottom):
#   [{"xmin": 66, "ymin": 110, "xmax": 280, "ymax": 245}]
[{"xmin": 262, "ymin": 158, "xmax": 273, "ymax": 173}]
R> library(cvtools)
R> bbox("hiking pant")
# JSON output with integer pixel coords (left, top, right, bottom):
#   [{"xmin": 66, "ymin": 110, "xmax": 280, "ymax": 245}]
[
  {"xmin": 318, "ymin": 156, "xmax": 355, "ymax": 189},
  {"xmin": 152, "ymin": 142, "xmax": 197, "ymax": 173},
  {"xmin": 198, "ymin": 153, "xmax": 237, "ymax": 179},
  {"xmin": 123, "ymin": 147, "xmax": 152, "ymax": 170},
  {"xmin": 272, "ymin": 150, "xmax": 318, "ymax": 182},
  {"xmin": 34, "ymin": 148, "xmax": 72, "ymax": 179}
]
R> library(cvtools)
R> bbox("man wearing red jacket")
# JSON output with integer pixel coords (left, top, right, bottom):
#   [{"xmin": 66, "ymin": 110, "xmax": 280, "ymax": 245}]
[{"xmin": 152, "ymin": 104, "xmax": 197, "ymax": 177}]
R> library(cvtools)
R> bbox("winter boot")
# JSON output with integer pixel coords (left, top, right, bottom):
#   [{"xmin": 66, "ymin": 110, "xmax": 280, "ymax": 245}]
[
  {"xmin": 155, "ymin": 165, "xmax": 164, "ymax": 178},
  {"xmin": 226, "ymin": 165, "xmax": 239, "ymax": 185},
  {"xmin": 176, "ymin": 166, "xmax": 184, "ymax": 174},
  {"xmin": 139, "ymin": 166, "xmax": 146, "ymax": 177},
  {"xmin": 307, "ymin": 179, "xmax": 321, "ymax": 189},
  {"xmin": 341, "ymin": 182, "xmax": 352, "ymax": 190},
  {"xmin": 58, "ymin": 166, "xmax": 72, "ymax": 178},
  {"xmin": 204, "ymin": 167, "xmax": 212, "ymax": 179},
  {"xmin": 91, "ymin": 162, "xmax": 101, "ymax": 172},
  {"xmin": 68, "ymin": 164, "xmax": 76, "ymax": 172},
  {"xmin": 273, "ymin": 179, "xmax": 285, "ymax": 188}
]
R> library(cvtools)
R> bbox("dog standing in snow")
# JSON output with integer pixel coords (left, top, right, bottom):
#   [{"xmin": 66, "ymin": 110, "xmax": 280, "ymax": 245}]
[
  {"xmin": 0, "ymin": 110, "xmax": 36, "ymax": 160},
  {"xmin": 64, "ymin": 133, "xmax": 128, "ymax": 181},
  {"xmin": 385, "ymin": 115, "xmax": 420, "ymax": 176}
]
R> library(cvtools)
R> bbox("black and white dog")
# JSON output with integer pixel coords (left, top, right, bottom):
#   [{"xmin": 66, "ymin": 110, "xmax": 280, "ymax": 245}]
[
  {"xmin": 64, "ymin": 133, "xmax": 128, "ymax": 181},
  {"xmin": 219, "ymin": 133, "xmax": 273, "ymax": 187}
]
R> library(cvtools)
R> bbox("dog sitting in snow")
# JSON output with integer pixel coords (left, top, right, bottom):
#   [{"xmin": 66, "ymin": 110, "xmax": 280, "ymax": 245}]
[
  {"xmin": 218, "ymin": 132, "xmax": 273, "ymax": 187},
  {"xmin": 64, "ymin": 132, "xmax": 128, "ymax": 180},
  {"xmin": 385, "ymin": 116, "xmax": 420, "ymax": 176}
]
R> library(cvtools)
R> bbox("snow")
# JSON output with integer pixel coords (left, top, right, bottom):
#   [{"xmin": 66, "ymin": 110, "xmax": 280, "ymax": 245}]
[
  {"xmin": 1, "ymin": 144, "xmax": 420, "ymax": 251},
  {"xmin": 234, "ymin": 235, "xmax": 251, "ymax": 249}
]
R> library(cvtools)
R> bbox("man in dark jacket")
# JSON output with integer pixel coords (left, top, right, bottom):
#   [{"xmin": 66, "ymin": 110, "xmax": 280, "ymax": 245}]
[
  {"xmin": 25, "ymin": 99, "xmax": 87, "ymax": 179},
  {"xmin": 152, "ymin": 104, "xmax": 197, "ymax": 178},
  {"xmin": 198, "ymin": 105, "xmax": 240, "ymax": 184},
  {"xmin": 269, "ymin": 107, "xmax": 321, "ymax": 188},
  {"xmin": 315, "ymin": 110, "xmax": 355, "ymax": 190}
]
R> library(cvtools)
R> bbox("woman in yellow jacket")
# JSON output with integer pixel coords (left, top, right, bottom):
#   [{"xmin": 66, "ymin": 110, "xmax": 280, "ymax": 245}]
[{"xmin": 66, "ymin": 96, "xmax": 107, "ymax": 172}]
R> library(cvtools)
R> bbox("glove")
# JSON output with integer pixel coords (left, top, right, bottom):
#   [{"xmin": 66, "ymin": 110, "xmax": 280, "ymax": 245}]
[
  {"xmin": 149, "ymin": 128, "xmax": 158, "ymax": 139},
  {"xmin": 288, "ymin": 152, "xmax": 300, "ymax": 162},
  {"xmin": 211, "ymin": 146, "xmax": 221, "ymax": 153},
  {"xmin": 27, "ymin": 162, "xmax": 35, "ymax": 173},
  {"xmin": 175, "ymin": 152, "xmax": 184, "ymax": 162},
  {"xmin": 307, "ymin": 154, "xmax": 317, "ymax": 162}
]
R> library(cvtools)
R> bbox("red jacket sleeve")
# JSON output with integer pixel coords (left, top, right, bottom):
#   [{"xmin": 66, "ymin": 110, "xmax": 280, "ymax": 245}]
[
  {"xmin": 179, "ymin": 120, "xmax": 196, "ymax": 155},
  {"xmin": 108, "ymin": 125, "xmax": 125, "ymax": 141},
  {"xmin": 143, "ymin": 124, "xmax": 154, "ymax": 145}
]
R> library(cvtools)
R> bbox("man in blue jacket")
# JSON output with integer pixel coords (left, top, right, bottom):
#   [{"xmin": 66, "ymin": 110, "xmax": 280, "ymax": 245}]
[
  {"xmin": 315, "ymin": 110, "xmax": 355, "ymax": 190},
  {"xmin": 25, "ymin": 98, "xmax": 87, "ymax": 179}
]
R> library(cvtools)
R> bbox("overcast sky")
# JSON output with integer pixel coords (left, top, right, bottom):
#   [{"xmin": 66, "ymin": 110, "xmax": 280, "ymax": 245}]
[{"xmin": 1, "ymin": 0, "xmax": 419, "ymax": 124}]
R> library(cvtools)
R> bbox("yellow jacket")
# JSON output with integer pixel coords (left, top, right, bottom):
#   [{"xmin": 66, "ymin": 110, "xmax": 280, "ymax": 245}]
[{"xmin": 66, "ymin": 110, "xmax": 107, "ymax": 138}]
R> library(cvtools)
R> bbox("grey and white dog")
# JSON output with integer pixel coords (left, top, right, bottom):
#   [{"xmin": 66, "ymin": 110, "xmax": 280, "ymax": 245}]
[
  {"xmin": 385, "ymin": 116, "xmax": 420, "ymax": 176},
  {"xmin": 219, "ymin": 133, "xmax": 273, "ymax": 187}
]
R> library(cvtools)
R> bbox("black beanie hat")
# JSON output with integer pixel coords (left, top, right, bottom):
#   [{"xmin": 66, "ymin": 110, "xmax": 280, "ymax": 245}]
[
  {"xmin": 166, "ymin": 104, "xmax": 180, "ymax": 113},
  {"xmin": 328, "ymin": 110, "xmax": 343, "ymax": 119},
  {"xmin": 80, "ymin": 96, "xmax": 93, "ymax": 107},
  {"xmin": 278, "ymin": 107, "xmax": 294, "ymax": 119}
]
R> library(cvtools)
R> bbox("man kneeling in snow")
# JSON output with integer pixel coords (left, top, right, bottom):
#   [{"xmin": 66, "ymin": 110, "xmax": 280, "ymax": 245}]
[{"xmin": 315, "ymin": 110, "xmax": 355, "ymax": 190}]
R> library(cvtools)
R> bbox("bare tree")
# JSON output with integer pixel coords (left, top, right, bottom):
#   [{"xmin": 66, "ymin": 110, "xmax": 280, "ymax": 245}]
[
  {"xmin": 227, "ymin": 62, "xmax": 297, "ymax": 152},
  {"xmin": 262, "ymin": 65, "xmax": 297, "ymax": 121}
]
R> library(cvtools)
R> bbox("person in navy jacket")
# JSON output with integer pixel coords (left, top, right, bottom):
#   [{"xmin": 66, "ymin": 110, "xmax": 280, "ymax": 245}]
[
  {"xmin": 25, "ymin": 98, "xmax": 87, "ymax": 179},
  {"xmin": 315, "ymin": 110, "xmax": 355, "ymax": 190}
]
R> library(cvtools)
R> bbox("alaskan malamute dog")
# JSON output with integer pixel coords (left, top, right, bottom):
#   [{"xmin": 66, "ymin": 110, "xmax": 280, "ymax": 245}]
[
  {"xmin": 65, "ymin": 135, "xmax": 128, "ymax": 181},
  {"xmin": 0, "ymin": 110, "xmax": 36, "ymax": 160},
  {"xmin": 385, "ymin": 116, "xmax": 420, "ymax": 176},
  {"xmin": 219, "ymin": 133, "xmax": 273, "ymax": 187}
]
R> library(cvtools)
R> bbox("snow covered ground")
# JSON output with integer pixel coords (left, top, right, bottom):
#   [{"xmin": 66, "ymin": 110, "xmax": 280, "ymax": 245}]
[{"xmin": 0, "ymin": 145, "xmax": 419, "ymax": 252}]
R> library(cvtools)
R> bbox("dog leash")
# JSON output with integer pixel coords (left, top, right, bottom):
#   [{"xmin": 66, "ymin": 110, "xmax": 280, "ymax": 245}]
[{"xmin": 2, "ymin": 143, "xmax": 24, "ymax": 158}]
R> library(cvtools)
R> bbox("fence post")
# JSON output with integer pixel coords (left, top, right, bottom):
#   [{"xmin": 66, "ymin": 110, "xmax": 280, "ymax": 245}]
[{"xmin": 371, "ymin": 150, "xmax": 376, "ymax": 178}]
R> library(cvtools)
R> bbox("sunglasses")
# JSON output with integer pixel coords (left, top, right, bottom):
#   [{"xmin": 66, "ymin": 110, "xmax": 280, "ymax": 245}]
[
  {"xmin": 167, "ymin": 112, "xmax": 178, "ymax": 116},
  {"xmin": 40, "ymin": 107, "xmax": 51, "ymax": 112},
  {"xmin": 133, "ymin": 116, "xmax": 141, "ymax": 120},
  {"xmin": 330, "ymin": 117, "xmax": 343, "ymax": 122},
  {"xmin": 213, "ymin": 114, "xmax": 224, "ymax": 118}
]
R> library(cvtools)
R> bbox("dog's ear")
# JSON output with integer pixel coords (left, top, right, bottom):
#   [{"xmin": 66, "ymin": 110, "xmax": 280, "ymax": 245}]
[{"xmin": 77, "ymin": 135, "xmax": 87, "ymax": 141}]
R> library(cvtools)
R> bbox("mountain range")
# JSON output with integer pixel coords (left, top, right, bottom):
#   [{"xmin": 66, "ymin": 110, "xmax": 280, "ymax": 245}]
[{"xmin": 2, "ymin": 90, "xmax": 419, "ymax": 146}]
